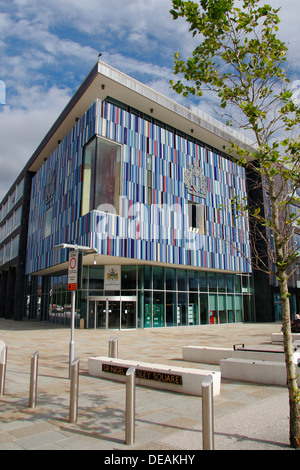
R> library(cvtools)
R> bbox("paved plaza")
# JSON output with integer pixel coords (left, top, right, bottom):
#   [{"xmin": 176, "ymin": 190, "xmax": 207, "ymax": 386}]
[{"xmin": 0, "ymin": 319, "xmax": 295, "ymax": 451}]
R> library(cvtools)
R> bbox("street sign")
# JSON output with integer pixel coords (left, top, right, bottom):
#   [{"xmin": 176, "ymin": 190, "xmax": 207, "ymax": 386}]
[
  {"xmin": 67, "ymin": 284, "xmax": 77, "ymax": 291},
  {"xmin": 68, "ymin": 251, "xmax": 78, "ymax": 290}
]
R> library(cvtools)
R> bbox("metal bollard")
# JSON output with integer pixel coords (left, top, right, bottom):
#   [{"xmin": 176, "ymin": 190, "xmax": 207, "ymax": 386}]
[
  {"xmin": 69, "ymin": 358, "xmax": 80, "ymax": 424},
  {"xmin": 125, "ymin": 366, "xmax": 136, "ymax": 445},
  {"xmin": 0, "ymin": 346, "xmax": 7, "ymax": 396},
  {"xmin": 29, "ymin": 351, "xmax": 39, "ymax": 408},
  {"xmin": 202, "ymin": 374, "xmax": 214, "ymax": 450},
  {"xmin": 108, "ymin": 337, "xmax": 118, "ymax": 358}
]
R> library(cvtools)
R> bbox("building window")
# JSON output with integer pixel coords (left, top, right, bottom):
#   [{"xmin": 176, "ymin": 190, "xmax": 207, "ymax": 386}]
[
  {"xmin": 147, "ymin": 153, "xmax": 152, "ymax": 205},
  {"xmin": 10, "ymin": 235, "xmax": 19, "ymax": 260},
  {"xmin": 3, "ymin": 241, "xmax": 10, "ymax": 264},
  {"xmin": 8, "ymin": 189, "xmax": 16, "ymax": 212},
  {"xmin": 81, "ymin": 137, "xmax": 121, "ymax": 216},
  {"xmin": 290, "ymin": 204, "xmax": 300, "ymax": 226},
  {"xmin": 230, "ymin": 187, "xmax": 236, "ymax": 227},
  {"xmin": 13, "ymin": 205, "xmax": 22, "ymax": 231},
  {"xmin": 95, "ymin": 138, "xmax": 121, "ymax": 212},
  {"xmin": 15, "ymin": 178, "xmax": 24, "ymax": 203},
  {"xmin": 296, "ymin": 264, "xmax": 300, "ymax": 288},
  {"xmin": 44, "ymin": 207, "xmax": 53, "ymax": 238},
  {"xmin": 188, "ymin": 202, "xmax": 206, "ymax": 234},
  {"xmin": 81, "ymin": 138, "xmax": 96, "ymax": 216}
]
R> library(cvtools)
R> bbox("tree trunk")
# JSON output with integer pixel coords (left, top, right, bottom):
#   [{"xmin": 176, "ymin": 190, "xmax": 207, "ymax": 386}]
[{"xmin": 279, "ymin": 272, "xmax": 300, "ymax": 448}]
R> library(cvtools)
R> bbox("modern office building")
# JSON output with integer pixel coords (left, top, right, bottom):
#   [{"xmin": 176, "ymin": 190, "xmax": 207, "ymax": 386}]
[
  {"xmin": 0, "ymin": 172, "xmax": 33, "ymax": 320},
  {"xmin": 248, "ymin": 174, "xmax": 300, "ymax": 323},
  {"xmin": 0, "ymin": 60, "xmax": 297, "ymax": 329}
]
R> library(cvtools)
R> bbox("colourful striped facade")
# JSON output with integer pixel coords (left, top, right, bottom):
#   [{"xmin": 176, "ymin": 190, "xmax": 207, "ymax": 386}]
[{"xmin": 26, "ymin": 99, "xmax": 251, "ymax": 276}]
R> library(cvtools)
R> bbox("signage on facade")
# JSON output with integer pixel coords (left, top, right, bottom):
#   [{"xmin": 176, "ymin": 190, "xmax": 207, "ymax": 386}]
[
  {"xmin": 184, "ymin": 160, "xmax": 207, "ymax": 198},
  {"xmin": 67, "ymin": 250, "xmax": 78, "ymax": 290},
  {"xmin": 102, "ymin": 363, "xmax": 183, "ymax": 385},
  {"xmin": 104, "ymin": 265, "xmax": 121, "ymax": 290}
]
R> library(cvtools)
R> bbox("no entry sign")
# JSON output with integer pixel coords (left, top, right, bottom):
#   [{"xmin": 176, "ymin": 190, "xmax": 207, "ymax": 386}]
[{"xmin": 68, "ymin": 251, "xmax": 78, "ymax": 290}]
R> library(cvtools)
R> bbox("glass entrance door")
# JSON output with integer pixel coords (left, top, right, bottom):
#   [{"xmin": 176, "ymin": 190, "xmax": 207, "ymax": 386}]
[
  {"xmin": 96, "ymin": 300, "xmax": 107, "ymax": 328},
  {"xmin": 121, "ymin": 300, "xmax": 136, "ymax": 329},
  {"xmin": 88, "ymin": 300, "xmax": 107, "ymax": 328},
  {"xmin": 88, "ymin": 302, "xmax": 95, "ymax": 329},
  {"xmin": 108, "ymin": 299, "xmax": 120, "ymax": 329},
  {"xmin": 88, "ymin": 296, "xmax": 137, "ymax": 329}
]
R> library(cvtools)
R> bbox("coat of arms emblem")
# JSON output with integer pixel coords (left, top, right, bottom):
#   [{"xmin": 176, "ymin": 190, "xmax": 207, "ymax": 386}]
[
  {"xmin": 184, "ymin": 160, "xmax": 207, "ymax": 197},
  {"xmin": 107, "ymin": 268, "xmax": 119, "ymax": 281}
]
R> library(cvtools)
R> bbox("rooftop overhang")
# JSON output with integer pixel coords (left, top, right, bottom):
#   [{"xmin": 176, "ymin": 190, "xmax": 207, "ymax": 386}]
[
  {"xmin": 28, "ymin": 60, "xmax": 255, "ymax": 173},
  {"xmin": 31, "ymin": 253, "xmax": 248, "ymax": 277}
]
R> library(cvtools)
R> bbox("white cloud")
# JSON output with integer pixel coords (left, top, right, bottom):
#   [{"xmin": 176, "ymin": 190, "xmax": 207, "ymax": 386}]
[
  {"xmin": 0, "ymin": 86, "xmax": 71, "ymax": 198},
  {"xmin": 0, "ymin": 0, "xmax": 300, "ymax": 201}
]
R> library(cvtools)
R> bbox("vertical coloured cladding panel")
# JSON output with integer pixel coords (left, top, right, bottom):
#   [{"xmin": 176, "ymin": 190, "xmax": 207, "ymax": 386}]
[
  {"xmin": 26, "ymin": 98, "xmax": 251, "ymax": 275},
  {"xmin": 26, "ymin": 103, "xmax": 97, "ymax": 274}
]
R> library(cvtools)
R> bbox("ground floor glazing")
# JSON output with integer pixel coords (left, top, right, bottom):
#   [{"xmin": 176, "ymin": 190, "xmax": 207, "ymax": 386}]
[{"xmin": 26, "ymin": 264, "xmax": 255, "ymax": 328}]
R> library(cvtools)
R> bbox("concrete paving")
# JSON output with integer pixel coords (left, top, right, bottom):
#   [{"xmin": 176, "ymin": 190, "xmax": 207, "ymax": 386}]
[{"xmin": 0, "ymin": 319, "xmax": 296, "ymax": 451}]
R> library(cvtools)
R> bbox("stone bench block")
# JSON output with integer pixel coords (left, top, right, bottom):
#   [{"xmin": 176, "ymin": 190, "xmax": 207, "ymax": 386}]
[
  {"xmin": 182, "ymin": 346, "xmax": 233, "ymax": 365},
  {"xmin": 182, "ymin": 345, "xmax": 300, "ymax": 365},
  {"xmin": 271, "ymin": 333, "xmax": 300, "ymax": 344},
  {"xmin": 232, "ymin": 349, "xmax": 289, "ymax": 362},
  {"xmin": 88, "ymin": 356, "xmax": 221, "ymax": 396},
  {"xmin": 0, "ymin": 341, "xmax": 6, "ymax": 362},
  {"xmin": 220, "ymin": 357, "xmax": 300, "ymax": 386}
]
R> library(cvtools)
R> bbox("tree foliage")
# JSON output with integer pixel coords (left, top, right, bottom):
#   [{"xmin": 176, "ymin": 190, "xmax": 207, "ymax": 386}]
[{"xmin": 170, "ymin": 0, "xmax": 300, "ymax": 447}]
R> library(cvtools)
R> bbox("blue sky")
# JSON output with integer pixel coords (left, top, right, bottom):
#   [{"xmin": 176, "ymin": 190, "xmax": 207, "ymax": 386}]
[{"xmin": 0, "ymin": 0, "xmax": 299, "ymax": 200}]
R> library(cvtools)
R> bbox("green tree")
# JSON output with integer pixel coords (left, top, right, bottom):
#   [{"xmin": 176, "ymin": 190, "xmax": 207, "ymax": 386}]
[{"xmin": 170, "ymin": 0, "xmax": 300, "ymax": 448}]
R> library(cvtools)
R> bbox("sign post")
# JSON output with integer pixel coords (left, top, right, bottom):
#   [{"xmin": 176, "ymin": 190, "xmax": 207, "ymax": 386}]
[
  {"xmin": 68, "ymin": 251, "xmax": 78, "ymax": 378},
  {"xmin": 68, "ymin": 250, "xmax": 78, "ymax": 291},
  {"xmin": 54, "ymin": 244, "xmax": 96, "ymax": 379}
]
